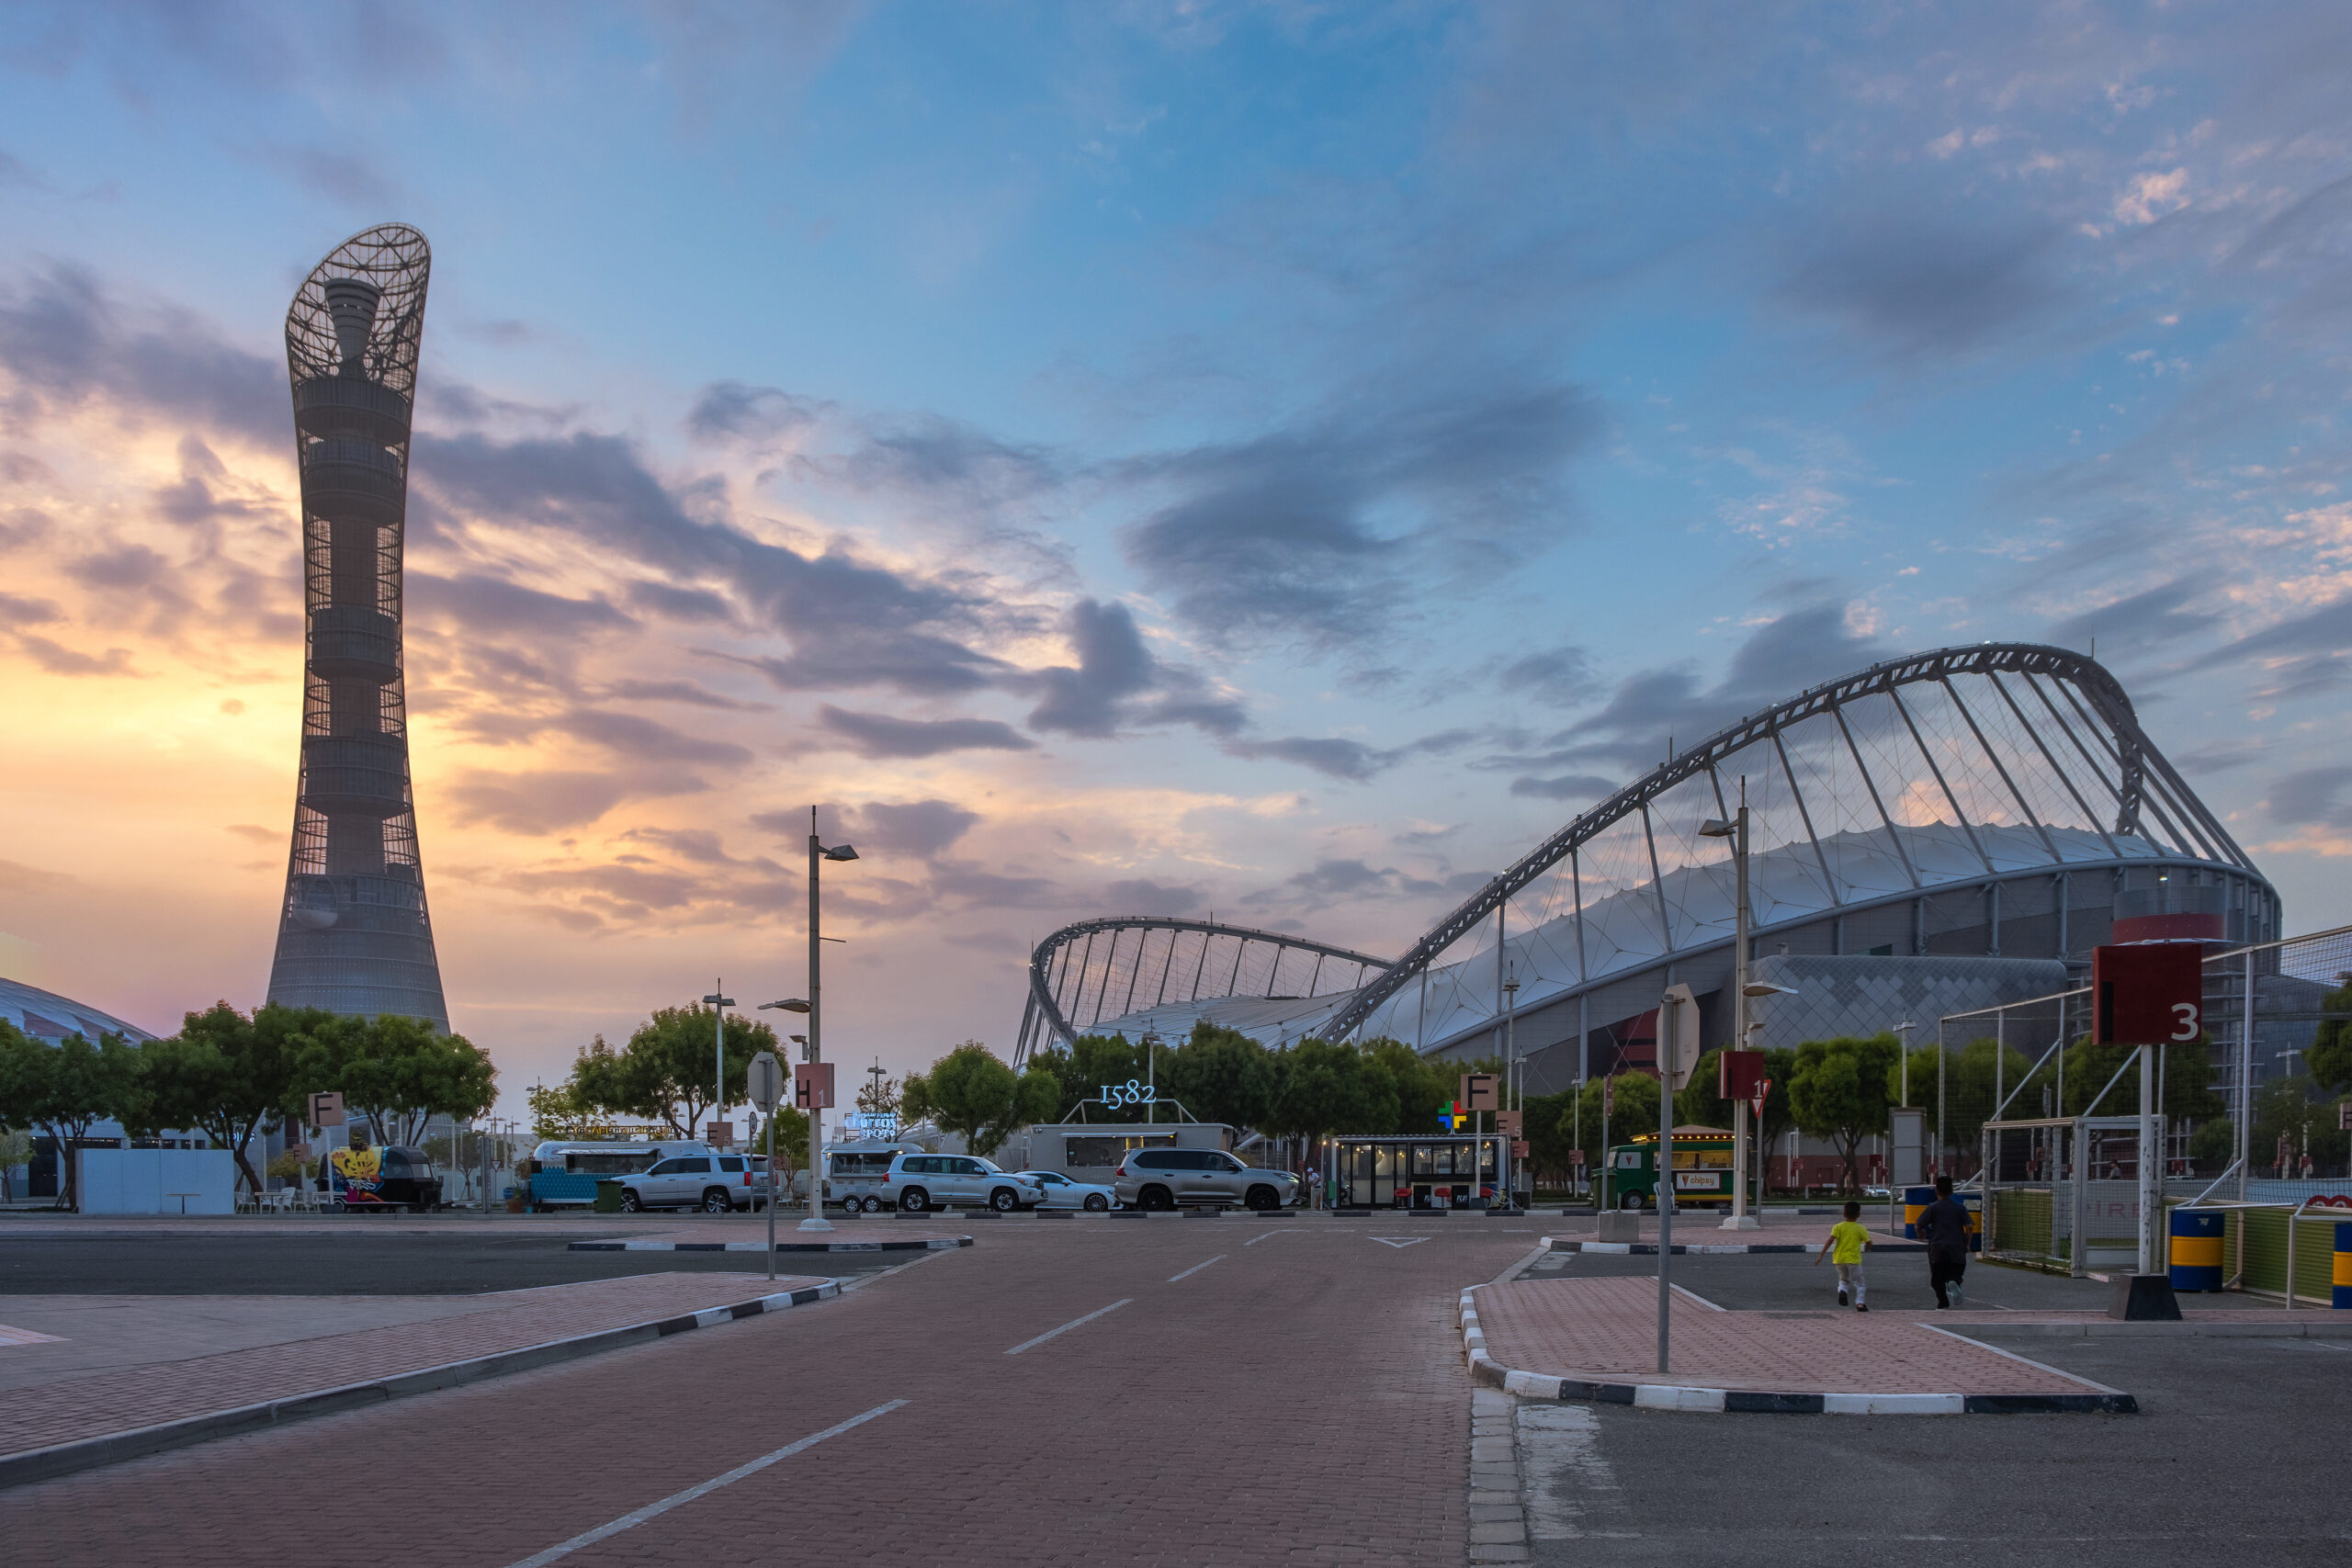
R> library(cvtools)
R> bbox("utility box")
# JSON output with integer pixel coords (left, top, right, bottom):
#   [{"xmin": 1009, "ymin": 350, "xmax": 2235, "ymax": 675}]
[{"xmin": 1890, "ymin": 1107, "xmax": 1926, "ymax": 1188}]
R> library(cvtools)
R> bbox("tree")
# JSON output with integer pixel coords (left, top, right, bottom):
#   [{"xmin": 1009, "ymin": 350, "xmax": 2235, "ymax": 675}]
[
  {"xmin": 568, "ymin": 1006, "xmax": 775, "ymax": 1137},
  {"xmin": 1567, "ymin": 1071, "xmax": 1660, "ymax": 1168},
  {"xmin": 1264, "ymin": 1040, "xmax": 1398, "ymax": 1142},
  {"xmin": 527, "ymin": 1078, "xmax": 616, "ymax": 1142},
  {"xmin": 1520, "ymin": 1089, "xmax": 1578, "ymax": 1188},
  {"xmin": 0, "ymin": 1025, "xmax": 145, "ymax": 1208},
  {"xmin": 754, "ymin": 1104, "xmax": 809, "ymax": 1177},
  {"xmin": 1162, "ymin": 1024, "xmax": 1275, "ymax": 1130},
  {"xmin": 135, "ymin": 1001, "xmax": 325, "ymax": 1193},
  {"xmin": 1787, "ymin": 1033, "xmax": 1901, "ymax": 1195},
  {"xmin": 855, "ymin": 1070, "xmax": 899, "ymax": 1116},
  {"xmin": 904, "ymin": 1042, "xmax": 1022, "ymax": 1156},
  {"xmin": 0, "ymin": 1129, "xmax": 29, "ymax": 1201},
  {"xmin": 300, "ymin": 1014, "xmax": 498, "ymax": 1145},
  {"xmin": 2308, "ymin": 977, "xmax": 2352, "ymax": 1094},
  {"xmin": 1363, "ymin": 1039, "xmax": 1451, "ymax": 1134},
  {"xmin": 2251, "ymin": 1075, "xmax": 2349, "ymax": 1173}
]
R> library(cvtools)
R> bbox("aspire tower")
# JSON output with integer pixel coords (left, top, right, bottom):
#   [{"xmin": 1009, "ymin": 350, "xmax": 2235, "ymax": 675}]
[{"xmin": 265, "ymin": 224, "xmax": 448, "ymax": 1030}]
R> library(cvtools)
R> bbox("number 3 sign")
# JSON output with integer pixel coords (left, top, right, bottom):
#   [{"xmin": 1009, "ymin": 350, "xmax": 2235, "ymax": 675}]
[{"xmin": 2091, "ymin": 943, "xmax": 2205, "ymax": 1045}]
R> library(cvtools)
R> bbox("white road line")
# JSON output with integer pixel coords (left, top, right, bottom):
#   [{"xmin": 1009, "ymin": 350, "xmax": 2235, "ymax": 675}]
[
  {"xmin": 1003, "ymin": 1298, "xmax": 1133, "ymax": 1355},
  {"xmin": 1168, "ymin": 1255, "xmax": 1226, "ymax": 1282},
  {"xmin": 1920, "ymin": 1325, "xmax": 2131, "ymax": 1395},
  {"xmin": 1243, "ymin": 1228, "xmax": 1290, "ymax": 1246},
  {"xmin": 503, "ymin": 1400, "xmax": 907, "ymax": 1568}
]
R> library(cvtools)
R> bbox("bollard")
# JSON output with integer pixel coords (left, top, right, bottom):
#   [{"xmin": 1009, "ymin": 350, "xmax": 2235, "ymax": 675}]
[
  {"xmin": 2168, "ymin": 1207, "xmax": 2224, "ymax": 1292},
  {"xmin": 2335, "ymin": 1221, "xmax": 2352, "ymax": 1310}
]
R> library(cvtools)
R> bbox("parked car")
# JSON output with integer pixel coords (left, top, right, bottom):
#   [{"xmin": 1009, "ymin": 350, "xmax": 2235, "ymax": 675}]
[
  {"xmin": 613, "ymin": 1153, "xmax": 763, "ymax": 1213},
  {"xmin": 1114, "ymin": 1149, "xmax": 1298, "ymax": 1212},
  {"xmin": 1017, "ymin": 1170, "xmax": 1114, "ymax": 1211},
  {"xmin": 885, "ymin": 1153, "xmax": 1045, "ymax": 1213}
]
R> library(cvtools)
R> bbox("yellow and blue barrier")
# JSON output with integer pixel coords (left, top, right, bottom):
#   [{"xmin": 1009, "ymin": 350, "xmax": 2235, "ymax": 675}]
[
  {"xmin": 2168, "ymin": 1208, "xmax": 2225, "ymax": 1292},
  {"xmin": 2335, "ymin": 1221, "xmax": 2351, "ymax": 1310}
]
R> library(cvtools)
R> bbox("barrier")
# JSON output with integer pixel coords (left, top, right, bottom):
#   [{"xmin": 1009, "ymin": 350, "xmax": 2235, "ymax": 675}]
[
  {"xmin": 1902, "ymin": 1186, "xmax": 1982, "ymax": 1251},
  {"xmin": 2167, "ymin": 1208, "xmax": 2224, "ymax": 1292},
  {"xmin": 2336, "ymin": 1221, "xmax": 2351, "ymax": 1310}
]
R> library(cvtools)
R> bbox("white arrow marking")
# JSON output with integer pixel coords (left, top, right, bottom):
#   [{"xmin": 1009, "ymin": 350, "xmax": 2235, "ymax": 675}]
[{"xmin": 1371, "ymin": 1236, "xmax": 1429, "ymax": 1248}]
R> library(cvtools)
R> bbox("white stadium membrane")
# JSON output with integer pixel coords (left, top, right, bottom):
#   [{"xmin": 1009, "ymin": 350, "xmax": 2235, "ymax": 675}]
[{"xmin": 1015, "ymin": 644, "xmax": 2278, "ymax": 1095}]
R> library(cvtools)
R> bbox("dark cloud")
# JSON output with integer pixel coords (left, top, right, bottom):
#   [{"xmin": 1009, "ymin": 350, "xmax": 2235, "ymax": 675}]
[
  {"xmin": 444, "ymin": 767, "xmax": 710, "ymax": 835},
  {"xmin": 810, "ymin": 413, "xmax": 1057, "ymax": 506},
  {"xmin": 0, "ymin": 265, "xmax": 280, "ymax": 445},
  {"xmin": 1118, "ymin": 379, "xmax": 1599, "ymax": 649},
  {"xmin": 624, "ymin": 581, "xmax": 736, "ymax": 625},
  {"xmin": 63, "ymin": 543, "xmax": 171, "ymax": 592},
  {"xmin": 0, "ymin": 591, "xmax": 61, "ymax": 624},
  {"xmin": 2266, "ymin": 768, "xmax": 2352, "ymax": 827},
  {"xmin": 12, "ymin": 634, "xmax": 137, "ymax": 676},
  {"xmin": 814, "ymin": 704, "xmax": 1035, "ymax": 759},
  {"xmin": 1510, "ymin": 772, "xmax": 1619, "ymax": 802},
  {"xmin": 258, "ymin": 142, "xmax": 403, "ymax": 207},
  {"xmin": 686, "ymin": 381, "xmax": 829, "ymax": 445},
  {"xmin": 2051, "ymin": 579, "xmax": 2220, "ymax": 656},
  {"xmin": 1223, "ymin": 735, "xmax": 1382, "ymax": 782},
  {"xmin": 2189, "ymin": 594, "xmax": 2352, "ymax": 671},
  {"xmin": 451, "ymin": 706, "xmax": 752, "ymax": 767},
  {"xmin": 598, "ymin": 677, "xmax": 767, "ymax": 711},
  {"xmin": 1019, "ymin": 597, "xmax": 1247, "ymax": 740},
  {"xmin": 419, "ymin": 431, "xmax": 1009, "ymax": 698},
  {"xmin": 928, "ymin": 862, "xmax": 1059, "ymax": 908},
  {"xmin": 1777, "ymin": 200, "xmax": 2069, "ymax": 361},
  {"xmin": 1498, "ymin": 644, "xmax": 1594, "ymax": 706},
  {"xmin": 408, "ymin": 571, "xmax": 635, "ymax": 637},
  {"xmin": 1103, "ymin": 878, "xmax": 1202, "ymax": 913},
  {"xmin": 842, "ymin": 798, "xmax": 982, "ymax": 859}
]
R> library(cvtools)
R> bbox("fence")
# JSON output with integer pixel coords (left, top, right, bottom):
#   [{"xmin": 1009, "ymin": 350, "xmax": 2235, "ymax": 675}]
[{"xmin": 1932, "ymin": 920, "xmax": 2352, "ymax": 1193}]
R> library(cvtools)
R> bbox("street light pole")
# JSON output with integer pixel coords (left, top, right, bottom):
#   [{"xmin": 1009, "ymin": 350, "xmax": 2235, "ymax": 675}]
[
  {"xmin": 702, "ymin": 983, "xmax": 734, "ymax": 1143},
  {"xmin": 1702, "ymin": 790, "xmax": 1760, "ymax": 1230},
  {"xmin": 801, "ymin": 808, "xmax": 859, "ymax": 1233},
  {"xmin": 1503, "ymin": 971, "xmax": 1519, "ymax": 1207}
]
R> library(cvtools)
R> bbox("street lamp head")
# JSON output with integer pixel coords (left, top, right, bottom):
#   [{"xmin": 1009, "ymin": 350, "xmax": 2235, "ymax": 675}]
[
  {"xmin": 1698, "ymin": 818, "xmax": 1736, "ymax": 838},
  {"xmin": 1742, "ymin": 981, "xmax": 1796, "ymax": 998},
  {"xmin": 788, "ymin": 1033, "xmax": 807, "ymax": 1044},
  {"xmin": 820, "ymin": 842, "xmax": 859, "ymax": 863},
  {"xmin": 760, "ymin": 998, "xmax": 813, "ymax": 1014}
]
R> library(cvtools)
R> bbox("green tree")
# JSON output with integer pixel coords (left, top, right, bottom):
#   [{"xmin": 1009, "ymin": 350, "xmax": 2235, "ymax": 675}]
[
  {"xmin": 300, "ymin": 1014, "xmax": 498, "ymax": 1145},
  {"xmin": 1787, "ymin": 1033, "xmax": 1901, "ymax": 1195},
  {"xmin": 1520, "ymin": 1089, "xmax": 1578, "ymax": 1187},
  {"xmin": 1363, "ymin": 1038, "xmax": 1450, "ymax": 1134},
  {"xmin": 1161, "ymin": 1023, "xmax": 1276, "ymax": 1129},
  {"xmin": 1566, "ymin": 1071, "xmax": 1661, "ymax": 1188},
  {"xmin": 2251, "ymin": 1075, "xmax": 2349, "ymax": 1173},
  {"xmin": 0, "ymin": 1129, "xmax": 30, "ymax": 1201},
  {"xmin": 1264, "ymin": 1040, "xmax": 1397, "ymax": 1141},
  {"xmin": 902, "ymin": 1042, "xmax": 1024, "ymax": 1156},
  {"xmin": 2307, "ymin": 977, "xmax": 2352, "ymax": 1094},
  {"xmin": 569, "ymin": 1006, "xmax": 774, "ymax": 1138},
  {"xmin": 0, "ymin": 1025, "xmax": 145, "ymax": 1208},
  {"xmin": 134, "ymin": 1002, "xmax": 326, "ymax": 1193},
  {"xmin": 753, "ymin": 1104, "xmax": 809, "ymax": 1178}
]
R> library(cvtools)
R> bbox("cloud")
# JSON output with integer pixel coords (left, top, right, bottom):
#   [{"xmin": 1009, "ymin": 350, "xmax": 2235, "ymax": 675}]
[
  {"xmin": 623, "ymin": 581, "xmax": 736, "ymax": 625},
  {"xmin": 1117, "ymin": 378, "xmax": 1600, "ymax": 650},
  {"xmin": 2266, "ymin": 768, "xmax": 2352, "ymax": 828},
  {"xmin": 1020, "ymin": 597, "xmax": 1246, "ymax": 739},
  {"xmin": 1222, "ymin": 735, "xmax": 1383, "ymax": 782},
  {"xmin": 1777, "ymin": 204, "xmax": 2068, "ymax": 361},
  {"xmin": 0, "ymin": 591, "xmax": 62, "ymax": 624},
  {"xmin": 13, "ymin": 633, "xmax": 138, "ymax": 676},
  {"xmin": 1498, "ymin": 644, "xmax": 1594, "ymax": 706},
  {"xmin": 1510, "ymin": 772, "xmax": 1619, "ymax": 803},
  {"xmin": 444, "ymin": 767, "xmax": 710, "ymax": 835},
  {"xmin": 813, "ymin": 704, "xmax": 1035, "ymax": 759},
  {"xmin": 257, "ymin": 142, "xmax": 404, "ymax": 207},
  {"xmin": 686, "ymin": 381, "xmax": 829, "ymax": 445},
  {"xmin": 841, "ymin": 799, "xmax": 981, "ymax": 859},
  {"xmin": 2051, "ymin": 579, "xmax": 2221, "ymax": 657},
  {"xmin": 597, "ymin": 678, "xmax": 767, "ymax": 711},
  {"xmin": 1102, "ymin": 878, "xmax": 1202, "ymax": 913},
  {"xmin": 0, "ymin": 265, "xmax": 281, "ymax": 444},
  {"xmin": 2189, "ymin": 594, "xmax": 2352, "ymax": 672},
  {"xmin": 408, "ymin": 572, "xmax": 635, "ymax": 637}
]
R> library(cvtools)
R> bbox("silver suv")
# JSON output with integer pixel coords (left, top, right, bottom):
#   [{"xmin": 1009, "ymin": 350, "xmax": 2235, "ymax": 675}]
[
  {"xmin": 1114, "ymin": 1149, "xmax": 1298, "ymax": 1212},
  {"xmin": 613, "ymin": 1153, "xmax": 761, "ymax": 1213},
  {"xmin": 885, "ymin": 1153, "xmax": 1046, "ymax": 1213}
]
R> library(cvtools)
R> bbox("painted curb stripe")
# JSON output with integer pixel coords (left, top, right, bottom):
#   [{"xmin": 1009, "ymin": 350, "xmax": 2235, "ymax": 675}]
[
  {"xmin": 0, "ymin": 1282, "xmax": 840, "ymax": 1492},
  {"xmin": 1454, "ymin": 1285, "xmax": 2135, "ymax": 1416},
  {"xmin": 569, "ymin": 1237, "xmax": 972, "ymax": 1253}
]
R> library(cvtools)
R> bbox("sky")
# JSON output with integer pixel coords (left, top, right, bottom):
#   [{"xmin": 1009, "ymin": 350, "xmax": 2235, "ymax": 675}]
[{"xmin": 3, "ymin": 1, "xmax": 2350, "ymax": 1121}]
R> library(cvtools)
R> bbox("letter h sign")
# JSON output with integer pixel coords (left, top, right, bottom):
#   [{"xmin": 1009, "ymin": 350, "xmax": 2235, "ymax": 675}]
[{"xmin": 2091, "ymin": 943, "xmax": 2204, "ymax": 1046}]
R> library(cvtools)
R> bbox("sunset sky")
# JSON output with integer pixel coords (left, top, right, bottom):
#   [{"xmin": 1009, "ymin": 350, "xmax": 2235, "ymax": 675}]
[{"xmin": 4, "ymin": 3, "xmax": 2350, "ymax": 1120}]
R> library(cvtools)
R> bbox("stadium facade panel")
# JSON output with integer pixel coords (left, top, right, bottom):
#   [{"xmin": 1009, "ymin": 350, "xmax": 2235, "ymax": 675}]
[{"xmin": 1018, "ymin": 645, "xmax": 2276, "ymax": 1093}]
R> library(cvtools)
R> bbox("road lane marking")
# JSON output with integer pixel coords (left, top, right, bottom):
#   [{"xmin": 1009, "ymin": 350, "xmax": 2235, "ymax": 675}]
[
  {"xmin": 503, "ymin": 1400, "xmax": 908, "ymax": 1568},
  {"xmin": 1168, "ymin": 1255, "xmax": 1226, "ymax": 1282},
  {"xmin": 1003, "ymin": 1298, "xmax": 1133, "ymax": 1355},
  {"xmin": 1371, "ymin": 1236, "xmax": 1428, "ymax": 1248},
  {"xmin": 1244, "ymin": 1229, "xmax": 1288, "ymax": 1246}
]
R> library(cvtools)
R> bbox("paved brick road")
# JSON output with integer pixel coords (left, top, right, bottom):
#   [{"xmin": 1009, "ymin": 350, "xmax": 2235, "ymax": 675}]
[
  {"xmin": 1475, "ymin": 1277, "xmax": 2105, "ymax": 1394},
  {"xmin": 0, "ymin": 1219, "xmax": 1536, "ymax": 1566},
  {"xmin": 0, "ymin": 1272, "xmax": 826, "ymax": 1457}
]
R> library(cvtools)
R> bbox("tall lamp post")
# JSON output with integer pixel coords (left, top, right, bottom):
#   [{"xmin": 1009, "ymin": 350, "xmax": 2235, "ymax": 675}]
[
  {"xmin": 1700, "ymin": 790, "xmax": 1758, "ymax": 1231},
  {"xmin": 702, "ymin": 984, "xmax": 734, "ymax": 1142},
  {"xmin": 1502, "ymin": 970, "xmax": 1520, "ymax": 1206},
  {"xmin": 794, "ymin": 808, "xmax": 858, "ymax": 1232}
]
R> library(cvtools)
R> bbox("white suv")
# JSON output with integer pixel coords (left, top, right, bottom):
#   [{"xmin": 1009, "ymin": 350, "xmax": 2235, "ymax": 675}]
[
  {"xmin": 885, "ymin": 1153, "xmax": 1046, "ymax": 1213},
  {"xmin": 614, "ymin": 1153, "xmax": 763, "ymax": 1213}
]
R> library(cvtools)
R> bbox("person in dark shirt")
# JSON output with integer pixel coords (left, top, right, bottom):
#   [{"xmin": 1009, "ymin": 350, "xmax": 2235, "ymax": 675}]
[{"xmin": 1917, "ymin": 1174, "xmax": 1971, "ymax": 1308}]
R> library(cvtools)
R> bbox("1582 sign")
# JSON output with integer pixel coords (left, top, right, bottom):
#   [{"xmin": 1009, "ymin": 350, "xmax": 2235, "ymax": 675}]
[{"xmin": 1098, "ymin": 1079, "xmax": 1159, "ymax": 1106}]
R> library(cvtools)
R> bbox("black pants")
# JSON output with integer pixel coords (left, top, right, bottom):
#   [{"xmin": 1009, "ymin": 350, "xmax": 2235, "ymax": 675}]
[{"xmin": 1929, "ymin": 1248, "xmax": 1967, "ymax": 1307}]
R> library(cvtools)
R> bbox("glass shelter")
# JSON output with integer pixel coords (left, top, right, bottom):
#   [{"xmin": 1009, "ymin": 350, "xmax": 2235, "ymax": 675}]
[{"xmin": 1326, "ymin": 1134, "xmax": 1506, "ymax": 1210}]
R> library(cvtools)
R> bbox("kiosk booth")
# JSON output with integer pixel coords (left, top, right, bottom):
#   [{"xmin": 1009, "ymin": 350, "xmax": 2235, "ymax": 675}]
[{"xmin": 1327, "ymin": 1134, "xmax": 1507, "ymax": 1210}]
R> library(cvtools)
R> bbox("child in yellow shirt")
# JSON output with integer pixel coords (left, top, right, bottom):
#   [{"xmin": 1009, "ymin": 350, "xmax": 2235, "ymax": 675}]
[{"xmin": 1813, "ymin": 1200, "xmax": 1871, "ymax": 1310}]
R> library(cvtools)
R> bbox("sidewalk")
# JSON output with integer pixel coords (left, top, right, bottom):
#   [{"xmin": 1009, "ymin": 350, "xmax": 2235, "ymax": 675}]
[
  {"xmin": 1465, "ymin": 1277, "xmax": 2134, "ymax": 1413},
  {"xmin": 0, "ymin": 1271, "xmax": 831, "ymax": 1485}
]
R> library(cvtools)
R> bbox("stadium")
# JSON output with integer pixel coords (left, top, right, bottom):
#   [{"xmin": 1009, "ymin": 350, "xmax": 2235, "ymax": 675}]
[{"xmin": 1014, "ymin": 644, "xmax": 2279, "ymax": 1094}]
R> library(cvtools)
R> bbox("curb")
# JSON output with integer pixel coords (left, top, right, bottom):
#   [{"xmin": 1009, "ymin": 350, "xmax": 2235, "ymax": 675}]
[
  {"xmin": 1454, "ymin": 1288, "xmax": 2135, "ymax": 1416},
  {"xmin": 570, "ymin": 1236, "xmax": 971, "ymax": 1254},
  {"xmin": 0, "ymin": 1281, "xmax": 841, "ymax": 1492},
  {"xmin": 1545, "ymin": 1236, "xmax": 1926, "ymax": 1256}
]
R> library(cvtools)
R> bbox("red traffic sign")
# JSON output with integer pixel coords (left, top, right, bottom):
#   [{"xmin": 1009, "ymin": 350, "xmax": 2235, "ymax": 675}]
[
  {"xmin": 1751, "ymin": 1077, "xmax": 1771, "ymax": 1120},
  {"xmin": 2092, "ymin": 943, "xmax": 2204, "ymax": 1045},
  {"xmin": 1719, "ymin": 1048, "xmax": 1764, "ymax": 1099}
]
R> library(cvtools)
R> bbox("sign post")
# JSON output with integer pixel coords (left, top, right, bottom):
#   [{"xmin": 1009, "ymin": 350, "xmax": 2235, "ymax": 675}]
[
  {"xmin": 2092, "ymin": 943, "xmax": 2203, "ymax": 1276},
  {"xmin": 1463, "ymin": 1074, "xmax": 1498, "ymax": 1208},
  {"xmin": 747, "ymin": 1050, "xmax": 784, "ymax": 1279},
  {"xmin": 1657, "ymin": 983, "xmax": 1698, "ymax": 1372}
]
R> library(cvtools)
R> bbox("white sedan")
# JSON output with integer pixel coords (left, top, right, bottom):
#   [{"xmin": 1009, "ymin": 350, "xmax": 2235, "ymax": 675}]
[{"xmin": 1017, "ymin": 1170, "xmax": 1115, "ymax": 1211}]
